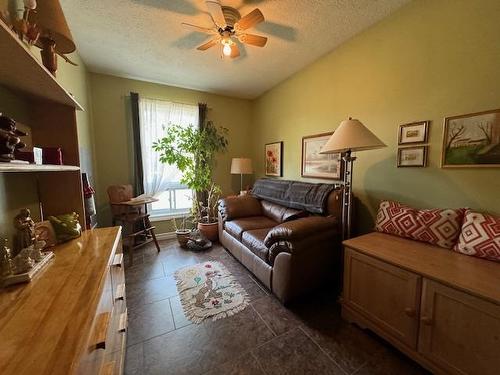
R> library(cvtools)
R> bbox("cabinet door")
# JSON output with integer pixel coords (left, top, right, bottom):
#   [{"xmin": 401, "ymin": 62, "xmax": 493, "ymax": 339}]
[
  {"xmin": 343, "ymin": 248, "xmax": 421, "ymax": 348},
  {"xmin": 419, "ymin": 279, "xmax": 500, "ymax": 375}
]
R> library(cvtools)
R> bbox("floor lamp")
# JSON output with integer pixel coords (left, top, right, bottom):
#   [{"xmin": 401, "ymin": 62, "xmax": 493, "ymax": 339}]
[
  {"xmin": 320, "ymin": 118, "xmax": 386, "ymax": 240},
  {"xmin": 231, "ymin": 158, "xmax": 253, "ymax": 195}
]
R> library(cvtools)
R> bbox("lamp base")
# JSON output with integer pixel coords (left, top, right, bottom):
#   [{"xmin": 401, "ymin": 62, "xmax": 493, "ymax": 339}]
[
  {"xmin": 39, "ymin": 37, "xmax": 57, "ymax": 77},
  {"xmin": 342, "ymin": 150, "xmax": 356, "ymax": 240}
]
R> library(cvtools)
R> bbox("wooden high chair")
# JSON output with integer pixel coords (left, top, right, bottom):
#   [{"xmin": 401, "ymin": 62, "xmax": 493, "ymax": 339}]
[{"xmin": 107, "ymin": 185, "xmax": 160, "ymax": 265}]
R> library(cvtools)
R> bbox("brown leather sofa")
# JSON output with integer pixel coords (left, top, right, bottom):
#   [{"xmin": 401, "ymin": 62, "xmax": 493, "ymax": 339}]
[{"xmin": 218, "ymin": 182, "xmax": 343, "ymax": 304}]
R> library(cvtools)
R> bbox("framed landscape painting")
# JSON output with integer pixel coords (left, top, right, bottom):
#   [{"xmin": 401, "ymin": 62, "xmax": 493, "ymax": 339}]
[
  {"xmin": 265, "ymin": 141, "xmax": 283, "ymax": 176},
  {"xmin": 442, "ymin": 109, "xmax": 500, "ymax": 168},
  {"xmin": 397, "ymin": 146, "xmax": 428, "ymax": 167},
  {"xmin": 301, "ymin": 132, "xmax": 342, "ymax": 179}
]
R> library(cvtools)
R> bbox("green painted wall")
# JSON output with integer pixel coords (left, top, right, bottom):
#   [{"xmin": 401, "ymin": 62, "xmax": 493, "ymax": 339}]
[
  {"xmin": 251, "ymin": 0, "xmax": 500, "ymax": 234},
  {"xmin": 88, "ymin": 73, "xmax": 253, "ymax": 232}
]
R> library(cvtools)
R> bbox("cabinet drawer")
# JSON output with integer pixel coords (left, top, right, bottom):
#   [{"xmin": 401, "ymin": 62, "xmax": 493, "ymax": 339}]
[
  {"xmin": 419, "ymin": 279, "xmax": 500, "ymax": 375},
  {"xmin": 343, "ymin": 248, "xmax": 421, "ymax": 349}
]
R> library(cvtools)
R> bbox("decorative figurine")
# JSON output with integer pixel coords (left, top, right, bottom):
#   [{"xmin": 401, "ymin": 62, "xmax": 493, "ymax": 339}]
[
  {"xmin": 0, "ymin": 238, "xmax": 13, "ymax": 278},
  {"xmin": 0, "ymin": 115, "xmax": 27, "ymax": 162},
  {"xmin": 12, "ymin": 248, "xmax": 34, "ymax": 275},
  {"xmin": 30, "ymin": 239, "xmax": 46, "ymax": 262},
  {"xmin": 13, "ymin": 208, "xmax": 36, "ymax": 255}
]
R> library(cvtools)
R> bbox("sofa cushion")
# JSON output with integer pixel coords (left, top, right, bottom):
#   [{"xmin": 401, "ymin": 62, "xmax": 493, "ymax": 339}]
[
  {"xmin": 219, "ymin": 195, "xmax": 262, "ymax": 221},
  {"xmin": 453, "ymin": 209, "xmax": 500, "ymax": 262},
  {"xmin": 242, "ymin": 228, "xmax": 272, "ymax": 264},
  {"xmin": 375, "ymin": 200, "xmax": 464, "ymax": 249},
  {"xmin": 225, "ymin": 216, "xmax": 277, "ymax": 241}
]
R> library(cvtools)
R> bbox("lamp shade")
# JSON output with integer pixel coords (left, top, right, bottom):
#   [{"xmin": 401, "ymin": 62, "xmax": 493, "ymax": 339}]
[
  {"xmin": 320, "ymin": 118, "xmax": 386, "ymax": 153},
  {"xmin": 231, "ymin": 158, "xmax": 253, "ymax": 174},
  {"xmin": 31, "ymin": 0, "xmax": 76, "ymax": 54}
]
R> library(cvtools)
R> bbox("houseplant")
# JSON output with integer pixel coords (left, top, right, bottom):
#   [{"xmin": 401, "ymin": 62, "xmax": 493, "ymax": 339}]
[
  {"xmin": 172, "ymin": 214, "xmax": 191, "ymax": 248},
  {"xmin": 153, "ymin": 121, "xmax": 228, "ymax": 241}
]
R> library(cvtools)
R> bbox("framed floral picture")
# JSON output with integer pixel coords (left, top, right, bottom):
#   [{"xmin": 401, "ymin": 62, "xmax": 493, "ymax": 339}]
[
  {"xmin": 301, "ymin": 132, "xmax": 342, "ymax": 179},
  {"xmin": 265, "ymin": 142, "xmax": 283, "ymax": 176},
  {"xmin": 398, "ymin": 121, "xmax": 429, "ymax": 145},
  {"xmin": 397, "ymin": 146, "xmax": 428, "ymax": 167},
  {"xmin": 442, "ymin": 108, "xmax": 500, "ymax": 168}
]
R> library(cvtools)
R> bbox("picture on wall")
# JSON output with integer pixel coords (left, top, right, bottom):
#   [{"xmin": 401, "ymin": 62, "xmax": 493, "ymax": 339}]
[
  {"xmin": 442, "ymin": 109, "xmax": 500, "ymax": 167},
  {"xmin": 265, "ymin": 141, "xmax": 283, "ymax": 176},
  {"xmin": 398, "ymin": 120, "xmax": 429, "ymax": 145},
  {"xmin": 301, "ymin": 132, "xmax": 342, "ymax": 179},
  {"xmin": 398, "ymin": 146, "xmax": 428, "ymax": 167}
]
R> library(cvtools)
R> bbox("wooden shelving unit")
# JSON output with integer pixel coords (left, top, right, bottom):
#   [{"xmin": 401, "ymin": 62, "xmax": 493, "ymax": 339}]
[
  {"xmin": 0, "ymin": 163, "xmax": 80, "ymax": 172},
  {"xmin": 0, "ymin": 19, "xmax": 83, "ymax": 109},
  {"xmin": 0, "ymin": 19, "xmax": 86, "ymax": 228}
]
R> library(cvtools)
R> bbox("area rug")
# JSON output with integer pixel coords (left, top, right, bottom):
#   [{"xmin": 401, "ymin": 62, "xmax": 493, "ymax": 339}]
[{"xmin": 174, "ymin": 261, "xmax": 250, "ymax": 324}]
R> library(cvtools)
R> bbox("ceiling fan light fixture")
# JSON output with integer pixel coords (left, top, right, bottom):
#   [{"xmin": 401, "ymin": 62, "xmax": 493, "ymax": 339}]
[{"xmin": 222, "ymin": 43, "xmax": 232, "ymax": 56}]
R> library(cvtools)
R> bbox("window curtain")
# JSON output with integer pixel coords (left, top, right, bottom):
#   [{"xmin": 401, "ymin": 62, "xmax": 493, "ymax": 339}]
[
  {"xmin": 197, "ymin": 103, "xmax": 209, "ymax": 204},
  {"xmin": 130, "ymin": 92, "xmax": 144, "ymax": 196},
  {"xmin": 138, "ymin": 97, "xmax": 199, "ymax": 196}
]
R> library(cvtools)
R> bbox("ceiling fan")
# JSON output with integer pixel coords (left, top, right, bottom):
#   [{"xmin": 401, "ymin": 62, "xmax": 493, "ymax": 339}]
[{"xmin": 182, "ymin": 0, "xmax": 267, "ymax": 59}]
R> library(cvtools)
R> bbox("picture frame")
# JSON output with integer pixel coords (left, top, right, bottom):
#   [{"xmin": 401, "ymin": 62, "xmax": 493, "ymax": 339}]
[
  {"xmin": 398, "ymin": 120, "xmax": 429, "ymax": 145},
  {"xmin": 301, "ymin": 132, "xmax": 343, "ymax": 179},
  {"xmin": 397, "ymin": 146, "xmax": 428, "ymax": 167},
  {"xmin": 265, "ymin": 141, "xmax": 283, "ymax": 177},
  {"xmin": 34, "ymin": 220, "xmax": 57, "ymax": 248},
  {"xmin": 441, "ymin": 108, "xmax": 500, "ymax": 168}
]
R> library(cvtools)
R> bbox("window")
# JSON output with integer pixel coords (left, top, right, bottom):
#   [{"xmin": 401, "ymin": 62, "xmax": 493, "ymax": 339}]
[{"xmin": 138, "ymin": 98, "xmax": 199, "ymax": 217}]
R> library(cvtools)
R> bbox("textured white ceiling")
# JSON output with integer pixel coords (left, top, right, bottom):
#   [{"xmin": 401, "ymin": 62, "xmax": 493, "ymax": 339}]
[{"xmin": 61, "ymin": 0, "xmax": 410, "ymax": 99}]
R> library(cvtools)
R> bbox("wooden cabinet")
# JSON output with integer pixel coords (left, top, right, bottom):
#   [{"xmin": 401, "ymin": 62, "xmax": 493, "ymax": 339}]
[
  {"xmin": 342, "ymin": 232, "xmax": 500, "ymax": 375},
  {"xmin": 344, "ymin": 249, "xmax": 421, "ymax": 348},
  {"xmin": 419, "ymin": 280, "xmax": 500, "ymax": 375},
  {"xmin": 0, "ymin": 227, "xmax": 127, "ymax": 375}
]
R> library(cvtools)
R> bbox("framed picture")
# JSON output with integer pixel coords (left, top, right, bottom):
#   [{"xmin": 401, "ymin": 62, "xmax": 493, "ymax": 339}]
[
  {"xmin": 398, "ymin": 146, "xmax": 428, "ymax": 167},
  {"xmin": 35, "ymin": 220, "xmax": 57, "ymax": 248},
  {"xmin": 442, "ymin": 109, "xmax": 500, "ymax": 168},
  {"xmin": 398, "ymin": 121, "xmax": 429, "ymax": 145},
  {"xmin": 265, "ymin": 141, "xmax": 283, "ymax": 176},
  {"xmin": 301, "ymin": 132, "xmax": 342, "ymax": 179}
]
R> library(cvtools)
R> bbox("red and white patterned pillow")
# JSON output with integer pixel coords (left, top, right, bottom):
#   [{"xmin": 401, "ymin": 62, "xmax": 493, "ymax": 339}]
[
  {"xmin": 375, "ymin": 201, "xmax": 464, "ymax": 249},
  {"xmin": 453, "ymin": 210, "xmax": 500, "ymax": 262}
]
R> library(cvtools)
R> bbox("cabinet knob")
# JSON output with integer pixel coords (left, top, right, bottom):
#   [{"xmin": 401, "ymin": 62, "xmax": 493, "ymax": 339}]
[
  {"xmin": 404, "ymin": 308, "xmax": 416, "ymax": 317},
  {"xmin": 420, "ymin": 316, "xmax": 433, "ymax": 325}
]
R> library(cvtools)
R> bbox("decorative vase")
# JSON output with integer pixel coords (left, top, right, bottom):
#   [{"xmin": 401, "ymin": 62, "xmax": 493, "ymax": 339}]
[
  {"xmin": 197, "ymin": 222, "xmax": 219, "ymax": 242},
  {"xmin": 175, "ymin": 230, "xmax": 191, "ymax": 248}
]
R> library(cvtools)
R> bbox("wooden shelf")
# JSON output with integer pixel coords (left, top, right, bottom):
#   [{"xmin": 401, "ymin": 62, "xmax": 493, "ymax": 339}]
[
  {"xmin": 0, "ymin": 20, "xmax": 83, "ymax": 110},
  {"xmin": 0, "ymin": 163, "xmax": 80, "ymax": 172}
]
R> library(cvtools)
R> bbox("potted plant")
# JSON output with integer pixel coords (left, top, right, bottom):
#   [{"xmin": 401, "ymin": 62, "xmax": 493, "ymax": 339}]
[
  {"xmin": 153, "ymin": 121, "xmax": 228, "ymax": 241},
  {"xmin": 172, "ymin": 215, "xmax": 191, "ymax": 248}
]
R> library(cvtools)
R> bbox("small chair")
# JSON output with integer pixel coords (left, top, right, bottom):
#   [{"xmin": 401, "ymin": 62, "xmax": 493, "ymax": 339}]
[{"xmin": 107, "ymin": 185, "xmax": 160, "ymax": 265}]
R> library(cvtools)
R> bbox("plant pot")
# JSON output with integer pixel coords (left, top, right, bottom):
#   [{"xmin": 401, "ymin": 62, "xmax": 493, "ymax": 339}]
[
  {"xmin": 197, "ymin": 221, "xmax": 219, "ymax": 242},
  {"xmin": 175, "ymin": 230, "xmax": 191, "ymax": 248}
]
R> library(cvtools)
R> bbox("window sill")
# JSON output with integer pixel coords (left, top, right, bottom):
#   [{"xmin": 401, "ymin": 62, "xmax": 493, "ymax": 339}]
[{"xmin": 150, "ymin": 212, "xmax": 190, "ymax": 222}]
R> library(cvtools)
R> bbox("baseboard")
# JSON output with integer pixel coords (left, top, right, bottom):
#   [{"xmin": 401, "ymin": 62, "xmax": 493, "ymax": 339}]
[{"xmin": 156, "ymin": 232, "xmax": 177, "ymax": 241}]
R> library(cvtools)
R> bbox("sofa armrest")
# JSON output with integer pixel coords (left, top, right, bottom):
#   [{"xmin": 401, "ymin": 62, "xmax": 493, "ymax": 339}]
[
  {"xmin": 218, "ymin": 195, "xmax": 262, "ymax": 222},
  {"xmin": 264, "ymin": 216, "xmax": 337, "ymax": 248}
]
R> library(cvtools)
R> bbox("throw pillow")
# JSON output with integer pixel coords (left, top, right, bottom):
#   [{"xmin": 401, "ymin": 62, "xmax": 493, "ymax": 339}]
[
  {"xmin": 375, "ymin": 200, "xmax": 464, "ymax": 249},
  {"xmin": 453, "ymin": 209, "xmax": 500, "ymax": 262}
]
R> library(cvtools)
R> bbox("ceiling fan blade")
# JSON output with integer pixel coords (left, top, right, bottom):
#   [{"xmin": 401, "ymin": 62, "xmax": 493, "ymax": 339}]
[
  {"xmin": 234, "ymin": 8, "xmax": 264, "ymax": 31},
  {"xmin": 238, "ymin": 33, "xmax": 267, "ymax": 47},
  {"xmin": 205, "ymin": 0, "xmax": 226, "ymax": 28},
  {"xmin": 230, "ymin": 43, "xmax": 240, "ymax": 59},
  {"xmin": 197, "ymin": 38, "xmax": 220, "ymax": 51},
  {"xmin": 181, "ymin": 22, "xmax": 216, "ymax": 34}
]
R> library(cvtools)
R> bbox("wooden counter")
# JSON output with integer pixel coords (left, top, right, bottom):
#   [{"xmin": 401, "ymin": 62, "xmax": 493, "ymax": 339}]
[{"xmin": 0, "ymin": 227, "xmax": 126, "ymax": 375}]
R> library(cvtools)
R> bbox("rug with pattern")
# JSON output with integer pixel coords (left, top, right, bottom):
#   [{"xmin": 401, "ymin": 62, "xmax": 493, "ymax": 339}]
[{"xmin": 174, "ymin": 261, "xmax": 249, "ymax": 324}]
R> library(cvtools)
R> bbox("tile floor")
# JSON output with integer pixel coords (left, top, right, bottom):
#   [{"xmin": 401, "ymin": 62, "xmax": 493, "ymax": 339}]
[{"xmin": 124, "ymin": 240, "xmax": 429, "ymax": 375}]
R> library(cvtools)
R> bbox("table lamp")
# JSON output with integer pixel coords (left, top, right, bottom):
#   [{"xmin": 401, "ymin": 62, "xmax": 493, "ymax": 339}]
[
  {"xmin": 231, "ymin": 158, "xmax": 253, "ymax": 195},
  {"xmin": 320, "ymin": 118, "xmax": 386, "ymax": 239},
  {"xmin": 30, "ymin": 0, "xmax": 76, "ymax": 76}
]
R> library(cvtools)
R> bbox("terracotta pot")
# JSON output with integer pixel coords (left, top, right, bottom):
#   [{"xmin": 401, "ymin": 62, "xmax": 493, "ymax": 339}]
[
  {"xmin": 197, "ymin": 221, "xmax": 219, "ymax": 242},
  {"xmin": 175, "ymin": 230, "xmax": 191, "ymax": 248}
]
